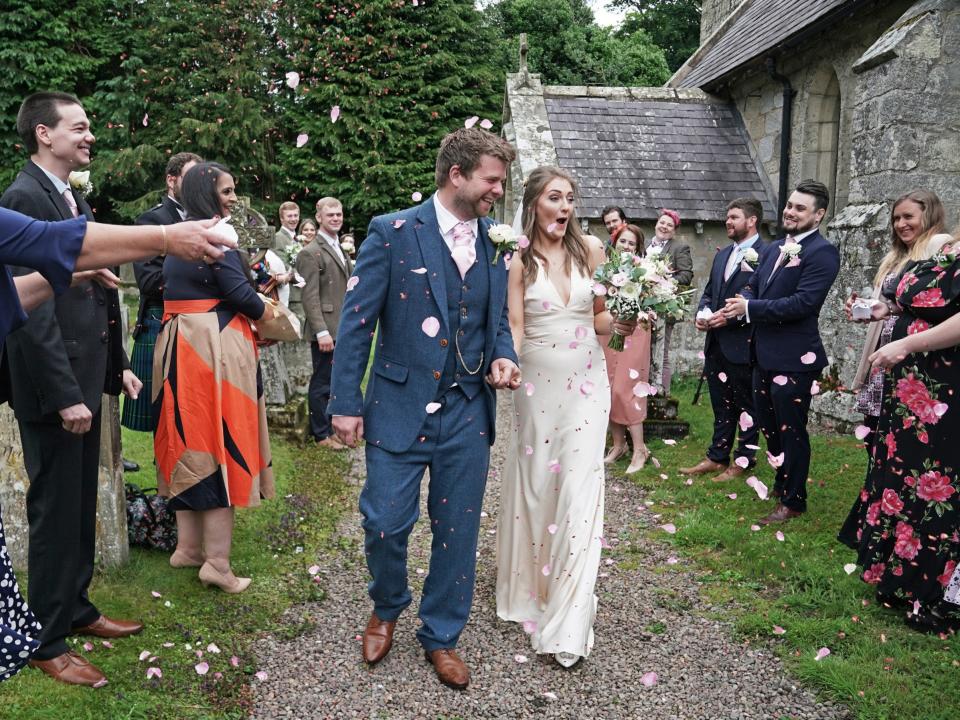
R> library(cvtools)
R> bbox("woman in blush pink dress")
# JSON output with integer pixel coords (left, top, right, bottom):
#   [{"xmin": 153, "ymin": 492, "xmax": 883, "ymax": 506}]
[{"xmin": 600, "ymin": 224, "xmax": 652, "ymax": 474}]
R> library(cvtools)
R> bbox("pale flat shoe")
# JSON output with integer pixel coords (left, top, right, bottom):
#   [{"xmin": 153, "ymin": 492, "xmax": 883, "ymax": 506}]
[
  {"xmin": 169, "ymin": 550, "xmax": 204, "ymax": 568},
  {"xmin": 198, "ymin": 562, "xmax": 251, "ymax": 593},
  {"xmin": 603, "ymin": 445, "xmax": 628, "ymax": 464},
  {"xmin": 554, "ymin": 652, "xmax": 582, "ymax": 668},
  {"xmin": 625, "ymin": 449, "xmax": 650, "ymax": 475}
]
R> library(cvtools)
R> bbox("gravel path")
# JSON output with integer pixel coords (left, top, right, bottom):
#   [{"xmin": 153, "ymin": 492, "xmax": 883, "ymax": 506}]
[{"xmin": 253, "ymin": 395, "xmax": 849, "ymax": 720}]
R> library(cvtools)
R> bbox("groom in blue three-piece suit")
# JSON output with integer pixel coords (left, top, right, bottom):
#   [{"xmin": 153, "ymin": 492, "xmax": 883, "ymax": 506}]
[
  {"xmin": 328, "ymin": 128, "xmax": 520, "ymax": 690},
  {"xmin": 723, "ymin": 179, "xmax": 840, "ymax": 525}
]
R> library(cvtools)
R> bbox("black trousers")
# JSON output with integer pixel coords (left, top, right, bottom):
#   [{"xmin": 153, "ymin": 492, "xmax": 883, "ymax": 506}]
[
  {"xmin": 21, "ymin": 410, "xmax": 102, "ymax": 660},
  {"xmin": 309, "ymin": 342, "xmax": 334, "ymax": 441},
  {"xmin": 752, "ymin": 368, "xmax": 816, "ymax": 513},
  {"xmin": 704, "ymin": 346, "xmax": 759, "ymax": 465}
]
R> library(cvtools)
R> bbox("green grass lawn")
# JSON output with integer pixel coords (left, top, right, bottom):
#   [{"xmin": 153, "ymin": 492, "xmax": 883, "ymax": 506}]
[
  {"xmin": 2, "ymin": 427, "xmax": 352, "ymax": 720},
  {"xmin": 617, "ymin": 376, "xmax": 960, "ymax": 720}
]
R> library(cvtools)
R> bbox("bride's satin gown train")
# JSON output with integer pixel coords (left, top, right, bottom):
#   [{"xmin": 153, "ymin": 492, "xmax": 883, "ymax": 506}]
[{"xmin": 496, "ymin": 261, "xmax": 609, "ymax": 659}]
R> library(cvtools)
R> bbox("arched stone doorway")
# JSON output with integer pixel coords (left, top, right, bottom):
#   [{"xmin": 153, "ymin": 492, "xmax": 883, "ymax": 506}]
[{"xmin": 800, "ymin": 66, "xmax": 844, "ymax": 216}]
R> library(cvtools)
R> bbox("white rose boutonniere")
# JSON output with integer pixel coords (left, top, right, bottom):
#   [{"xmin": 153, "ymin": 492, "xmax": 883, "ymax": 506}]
[
  {"xmin": 782, "ymin": 241, "xmax": 802, "ymax": 258},
  {"xmin": 742, "ymin": 247, "xmax": 759, "ymax": 265},
  {"xmin": 487, "ymin": 223, "xmax": 529, "ymax": 265},
  {"xmin": 340, "ymin": 239, "xmax": 355, "ymax": 256},
  {"xmin": 68, "ymin": 170, "xmax": 93, "ymax": 198}
]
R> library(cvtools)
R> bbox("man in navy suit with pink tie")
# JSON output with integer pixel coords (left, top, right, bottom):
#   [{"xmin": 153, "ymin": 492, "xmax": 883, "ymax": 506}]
[{"xmin": 723, "ymin": 180, "xmax": 840, "ymax": 525}]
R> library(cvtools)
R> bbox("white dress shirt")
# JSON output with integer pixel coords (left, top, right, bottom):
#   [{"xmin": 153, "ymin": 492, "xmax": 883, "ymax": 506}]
[
  {"xmin": 745, "ymin": 227, "xmax": 819, "ymax": 323},
  {"xmin": 433, "ymin": 194, "xmax": 478, "ymax": 252},
  {"xmin": 723, "ymin": 233, "xmax": 760, "ymax": 281}
]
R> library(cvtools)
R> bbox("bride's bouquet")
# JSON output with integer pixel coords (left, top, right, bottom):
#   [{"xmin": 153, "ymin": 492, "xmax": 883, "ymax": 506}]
[{"xmin": 592, "ymin": 250, "xmax": 691, "ymax": 351}]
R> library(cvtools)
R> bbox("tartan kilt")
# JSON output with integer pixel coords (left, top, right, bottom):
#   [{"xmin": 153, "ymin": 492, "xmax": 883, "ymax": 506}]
[{"xmin": 121, "ymin": 306, "xmax": 162, "ymax": 432}]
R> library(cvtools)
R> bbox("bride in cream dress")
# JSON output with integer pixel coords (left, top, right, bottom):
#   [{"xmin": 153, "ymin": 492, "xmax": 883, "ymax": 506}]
[{"xmin": 496, "ymin": 166, "xmax": 633, "ymax": 668}]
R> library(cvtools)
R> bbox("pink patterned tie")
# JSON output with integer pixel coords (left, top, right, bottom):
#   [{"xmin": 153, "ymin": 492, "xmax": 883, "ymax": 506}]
[
  {"xmin": 62, "ymin": 189, "xmax": 79, "ymax": 218},
  {"xmin": 451, "ymin": 222, "xmax": 476, "ymax": 279}
]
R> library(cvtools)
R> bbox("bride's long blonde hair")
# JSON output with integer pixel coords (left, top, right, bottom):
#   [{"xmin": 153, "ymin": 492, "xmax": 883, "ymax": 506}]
[
  {"xmin": 519, "ymin": 166, "xmax": 591, "ymax": 288},
  {"xmin": 873, "ymin": 190, "xmax": 946, "ymax": 286}
]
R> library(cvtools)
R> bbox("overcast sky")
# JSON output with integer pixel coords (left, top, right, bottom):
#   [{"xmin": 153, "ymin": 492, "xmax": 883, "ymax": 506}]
[{"xmin": 590, "ymin": 1, "xmax": 627, "ymax": 27}]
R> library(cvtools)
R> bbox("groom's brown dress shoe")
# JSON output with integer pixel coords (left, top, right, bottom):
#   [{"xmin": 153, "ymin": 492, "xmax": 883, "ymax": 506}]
[
  {"xmin": 758, "ymin": 503, "xmax": 802, "ymax": 525},
  {"xmin": 72, "ymin": 615, "xmax": 144, "ymax": 639},
  {"xmin": 362, "ymin": 613, "xmax": 396, "ymax": 664},
  {"xmin": 29, "ymin": 651, "xmax": 107, "ymax": 687},
  {"xmin": 425, "ymin": 648, "xmax": 470, "ymax": 690}
]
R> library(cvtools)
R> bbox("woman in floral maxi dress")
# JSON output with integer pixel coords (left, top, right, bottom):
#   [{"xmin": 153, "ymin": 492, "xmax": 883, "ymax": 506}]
[{"xmin": 859, "ymin": 241, "xmax": 960, "ymax": 632}]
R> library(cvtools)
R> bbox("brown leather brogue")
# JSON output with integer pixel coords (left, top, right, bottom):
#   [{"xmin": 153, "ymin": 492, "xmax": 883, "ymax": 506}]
[
  {"xmin": 71, "ymin": 615, "xmax": 144, "ymax": 639},
  {"xmin": 362, "ymin": 613, "xmax": 396, "ymax": 664},
  {"xmin": 425, "ymin": 648, "xmax": 469, "ymax": 690},
  {"xmin": 678, "ymin": 458, "xmax": 726, "ymax": 476},
  {"xmin": 29, "ymin": 651, "xmax": 107, "ymax": 687},
  {"xmin": 758, "ymin": 503, "xmax": 803, "ymax": 525},
  {"xmin": 711, "ymin": 464, "xmax": 747, "ymax": 482}
]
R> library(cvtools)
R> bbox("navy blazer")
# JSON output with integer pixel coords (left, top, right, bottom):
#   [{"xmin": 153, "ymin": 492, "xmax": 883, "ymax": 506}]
[
  {"xmin": 132, "ymin": 195, "xmax": 183, "ymax": 337},
  {"xmin": 698, "ymin": 239, "xmax": 766, "ymax": 365},
  {"xmin": 328, "ymin": 196, "xmax": 517, "ymax": 453},
  {"xmin": 741, "ymin": 230, "xmax": 840, "ymax": 373}
]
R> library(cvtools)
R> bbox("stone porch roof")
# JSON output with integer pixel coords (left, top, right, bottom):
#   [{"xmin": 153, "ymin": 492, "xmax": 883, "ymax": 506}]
[
  {"xmin": 674, "ymin": 0, "xmax": 867, "ymax": 89},
  {"xmin": 541, "ymin": 89, "xmax": 775, "ymax": 222}
]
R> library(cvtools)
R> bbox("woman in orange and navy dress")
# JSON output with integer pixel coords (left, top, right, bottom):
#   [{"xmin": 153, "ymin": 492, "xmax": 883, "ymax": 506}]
[{"xmin": 153, "ymin": 162, "xmax": 274, "ymax": 593}]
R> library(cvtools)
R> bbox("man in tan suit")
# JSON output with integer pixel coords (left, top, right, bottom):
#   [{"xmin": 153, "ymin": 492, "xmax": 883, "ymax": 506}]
[{"xmin": 297, "ymin": 196, "xmax": 351, "ymax": 448}]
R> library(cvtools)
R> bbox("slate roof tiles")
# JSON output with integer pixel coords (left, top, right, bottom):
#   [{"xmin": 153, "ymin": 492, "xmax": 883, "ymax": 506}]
[{"xmin": 544, "ymin": 96, "xmax": 775, "ymax": 222}]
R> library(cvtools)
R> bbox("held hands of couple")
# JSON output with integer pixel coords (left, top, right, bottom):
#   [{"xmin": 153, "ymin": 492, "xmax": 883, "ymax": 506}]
[{"xmin": 486, "ymin": 358, "xmax": 522, "ymax": 390}]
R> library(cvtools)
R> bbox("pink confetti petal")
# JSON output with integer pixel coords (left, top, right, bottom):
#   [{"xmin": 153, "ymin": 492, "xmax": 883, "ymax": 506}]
[
  {"xmin": 548, "ymin": 460, "xmax": 561, "ymax": 474},
  {"xmin": 697, "ymin": 350, "xmax": 706, "ymax": 360},
  {"xmin": 255, "ymin": 670, "xmax": 269, "ymax": 681},
  {"xmin": 308, "ymin": 565, "xmax": 320, "ymax": 575},
  {"xmin": 843, "ymin": 563, "xmax": 857, "ymax": 575},
  {"xmin": 479, "ymin": 118, "xmax": 493, "ymax": 130},
  {"xmin": 663, "ymin": 438, "xmax": 676, "ymax": 446},
  {"xmin": 518, "ymin": 234, "xmax": 530, "ymax": 249},
  {"xmin": 575, "ymin": 325, "xmax": 588, "ymax": 340},
  {"xmin": 410, "ymin": 267, "xmax": 427, "ymax": 276},
  {"xmin": 146, "ymin": 667, "xmax": 162, "ymax": 679},
  {"xmin": 425, "ymin": 402, "xmax": 441, "ymax": 414},
  {"xmin": 934, "ymin": 402, "xmax": 949, "ymax": 417},
  {"xmin": 514, "ymin": 654, "xmax": 528, "ymax": 663},
  {"xmin": 547, "ymin": 524, "xmax": 558, "ymax": 535},
  {"xmin": 591, "ymin": 282, "xmax": 607, "ymax": 296},
  {"xmin": 421, "ymin": 316, "xmax": 440, "ymax": 337},
  {"xmin": 633, "ymin": 381, "xmax": 658, "ymax": 398},
  {"xmin": 814, "ymin": 647, "xmax": 831, "ymax": 661},
  {"xmin": 685, "ymin": 478, "xmax": 693, "ymax": 485},
  {"xmin": 162, "ymin": 642, "xmax": 175, "ymax": 648},
  {"xmin": 773, "ymin": 375, "xmax": 788, "ymax": 386},
  {"xmin": 734, "ymin": 456, "xmax": 749, "ymax": 468},
  {"xmin": 142, "ymin": 112, "xmax": 149, "ymax": 127},
  {"xmin": 392, "ymin": 219, "xmax": 406, "ymax": 229},
  {"xmin": 541, "ymin": 564, "xmax": 551, "ymax": 576},
  {"xmin": 718, "ymin": 371, "xmax": 728, "ymax": 383},
  {"xmin": 666, "ymin": 556, "xmax": 679, "ymax": 564},
  {"xmin": 411, "ymin": 191, "xmax": 423, "ymax": 202},
  {"xmin": 579, "ymin": 380, "xmax": 594, "ymax": 396},
  {"xmin": 524, "ymin": 445, "xmax": 533, "ymax": 455},
  {"xmin": 138, "ymin": 650, "xmax": 151, "ymax": 661},
  {"xmin": 660, "ymin": 523, "xmax": 677, "ymax": 534},
  {"xmin": 195, "ymin": 661, "xmax": 210, "ymax": 675},
  {"xmin": 640, "ymin": 671, "xmax": 658, "ymax": 687},
  {"xmin": 800, "ymin": 352, "xmax": 817, "ymax": 365},
  {"xmin": 854, "ymin": 424, "xmax": 872, "ymax": 440},
  {"xmin": 330, "ymin": 105, "xmax": 340, "ymax": 123},
  {"xmin": 285, "ymin": 71, "xmax": 300, "ymax": 89},
  {"xmin": 346, "ymin": 276, "xmax": 359, "ymax": 291},
  {"xmin": 772, "ymin": 625, "xmax": 786, "ymax": 635},
  {"xmin": 810, "ymin": 380, "xmax": 821, "ymax": 395},
  {"xmin": 207, "ymin": 643, "xmax": 221, "ymax": 654},
  {"xmin": 102, "ymin": 641, "xmax": 113, "ymax": 649},
  {"xmin": 766, "ymin": 451, "xmax": 784, "ymax": 469},
  {"xmin": 296, "ymin": 133, "xmax": 309, "ymax": 148},
  {"xmin": 151, "ymin": 590, "xmax": 162, "ymax": 598},
  {"xmin": 628, "ymin": 368, "xmax": 640, "ymax": 380},
  {"xmin": 524, "ymin": 382, "xmax": 535, "ymax": 396},
  {"xmin": 522, "ymin": 619, "xmax": 538, "ymax": 634},
  {"xmin": 739, "ymin": 412, "xmax": 753, "ymax": 431},
  {"xmin": 230, "ymin": 656, "xmax": 240, "ymax": 668},
  {"xmin": 750, "ymin": 524, "xmax": 761, "ymax": 531},
  {"xmin": 727, "ymin": 493, "xmax": 738, "ymax": 500},
  {"xmin": 775, "ymin": 530, "xmax": 785, "ymax": 542},
  {"xmin": 599, "ymin": 536, "xmax": 612, "ymax": 549},
  {"xmin": 464, "ymin": 116, "xmax": 479, "ymax": 128},
  {"xmin": 746, "ymin": 476, "xmax": 769, "ymax": 500}
]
